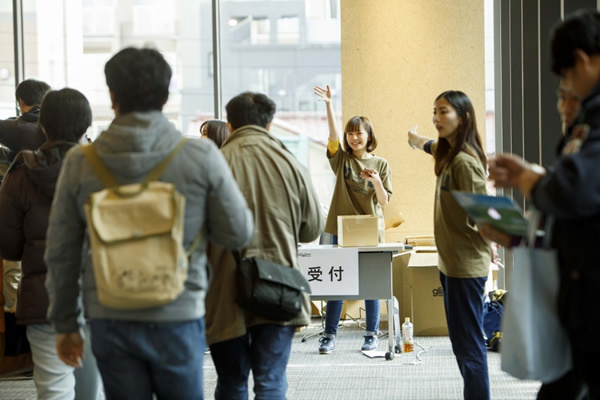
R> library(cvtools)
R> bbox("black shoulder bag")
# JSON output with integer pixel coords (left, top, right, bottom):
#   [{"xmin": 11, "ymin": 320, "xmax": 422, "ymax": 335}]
[{"xmin": 234, "ymin": 253, "xmax": 311, "ymax": 321}]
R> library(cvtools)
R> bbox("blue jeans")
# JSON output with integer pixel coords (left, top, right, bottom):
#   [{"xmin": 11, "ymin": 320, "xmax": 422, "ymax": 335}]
[
  {"xmin": 323, "ymin": 233, "xmax": 380, "ymax": 336},
  {"xmin": 210, "ymin": 324, "xmax": 296, "ymax": 400},
  {"xmin": 91, "ymin": 318, "xmax": 205, "ymax": 400},
  {"xmin": 324, "ymin": 300, "xmax": 380, "ymax": 335},
  {"xmin": 440, "ymin": 272, "xmax": 489, "ymax": 400}
]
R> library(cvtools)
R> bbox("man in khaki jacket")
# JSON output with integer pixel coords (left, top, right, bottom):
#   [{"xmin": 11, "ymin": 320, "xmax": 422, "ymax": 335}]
[{"xmin": 206, "ymin": 91, "xmax": 323, "ymax": 399}]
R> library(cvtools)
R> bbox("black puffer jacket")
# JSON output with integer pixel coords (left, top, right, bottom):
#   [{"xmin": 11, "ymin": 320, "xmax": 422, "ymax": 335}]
[
  {"xmin": 0, "ymin": 141, "xmax": 77, "ymax": 324},
  {"xmin": 0, "ymin": 107, "xmax": 46, "ymax": 163}
]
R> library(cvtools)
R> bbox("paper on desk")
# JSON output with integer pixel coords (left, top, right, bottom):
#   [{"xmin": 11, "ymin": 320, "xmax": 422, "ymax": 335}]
[{"xmin": 361, "ymin": 350, "xmax": 388, "ymax": 358}]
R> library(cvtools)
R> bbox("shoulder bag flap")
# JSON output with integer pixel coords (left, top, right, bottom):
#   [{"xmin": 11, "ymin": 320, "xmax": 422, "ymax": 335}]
[{"xmin": 252, "ymin": 258, "xmax": 312, "ymax": 294}]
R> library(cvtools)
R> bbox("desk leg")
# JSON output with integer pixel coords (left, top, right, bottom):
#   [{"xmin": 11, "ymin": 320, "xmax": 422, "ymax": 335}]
[
  {"xmin": 385, "ymin": 298, "xmax": 395, "ymax": 360},
  {"xmin": 385, "ymin": 256, "xmax": 395, "ymax": 360}
]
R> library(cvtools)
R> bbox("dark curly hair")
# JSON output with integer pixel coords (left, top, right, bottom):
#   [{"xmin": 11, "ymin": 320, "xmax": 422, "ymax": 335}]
[
  {"xmin": 15, "ymin": 79, "xmax": 51, "ymax": 106},
  {"xmin": 226, "ymin": 92, "xmax": 276, "ymax": 130},
  {"xmin": 105, "ymin": 47, "xmax": 172, "ymax": 113},
  {"xmin": 550, "ymin": 9, "xmax": 600, "ymax": 76}
]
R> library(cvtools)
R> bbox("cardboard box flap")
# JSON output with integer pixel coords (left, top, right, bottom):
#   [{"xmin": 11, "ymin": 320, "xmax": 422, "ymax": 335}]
[
  {"xmin": 408, "ymin": 251, "xmax": 438, "ymax": 268},
  {"xmin": 404, "ymin": 235, "xmax": 435, "ymax": 246},
  {"xmin": 414, "ymin": 246, "xmax": 437, "ymax": 253}
]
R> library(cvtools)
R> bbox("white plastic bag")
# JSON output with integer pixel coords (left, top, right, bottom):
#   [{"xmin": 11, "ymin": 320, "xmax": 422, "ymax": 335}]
[{"xmin": 501, "ymin": 240, "xmax": 572, "ymax": 383}]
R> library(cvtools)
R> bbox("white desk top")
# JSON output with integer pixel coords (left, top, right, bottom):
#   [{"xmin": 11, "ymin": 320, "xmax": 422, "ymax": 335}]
[{"xmin": 299, "ymin": 242, "xmax": 408, "ymax": 253}]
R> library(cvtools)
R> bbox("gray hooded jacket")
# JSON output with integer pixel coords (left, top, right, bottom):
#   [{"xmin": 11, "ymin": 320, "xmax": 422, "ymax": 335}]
[{"xmin": 45, "ymin": 111, "xmax": 253, "ymax": 333}]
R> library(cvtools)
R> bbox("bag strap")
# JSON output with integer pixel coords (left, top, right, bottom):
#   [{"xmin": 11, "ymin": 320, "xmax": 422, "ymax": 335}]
[
  {"xmin": 186, "ymin": 229, "xmax": 204, "ymax": 260},
  {"xmin": 145, "ymin": 138, "xmax": 188, "ymax": 181},
  {"xmin": 82, "ymin": 138, "xmax": 188, "ymax": 188},
  {"xmin": 81, "ymin": 144, "xmax": 119, "ymax": 188},
  {"xmin": 526, "ymin": 208, "xmax": 554, "ymax": 249},
  {"xmin": 233, "ymin": 250, "xmax": 243, "ymax": 267}
]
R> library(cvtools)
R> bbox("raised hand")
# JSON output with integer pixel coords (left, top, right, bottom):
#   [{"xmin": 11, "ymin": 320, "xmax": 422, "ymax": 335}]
[{"xmin": 314, "ymin": 85, "xmax": 332, "ymax": 103}]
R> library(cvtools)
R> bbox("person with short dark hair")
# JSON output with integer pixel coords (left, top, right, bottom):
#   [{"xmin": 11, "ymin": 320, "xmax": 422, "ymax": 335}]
[
  {"xmin": 0, "ymin": 79, "xmax": 51, "ymax": 168},
  {"xmin": 0, "ymin": 88, "xmax": 103, "ymax": 399},
  {"xmin": 15, "ymin": 79, "xmax": 52, "ymax": 110},
  {"xmin": 205, "ymin": 91, "xmax": 323, "ymax": 399},
  {"xmin": 489, "ymin": 9, "xmax": 600, "ymax": 399},
  {"xmin": 38, "ymin": 90, "xmax": 92, "ymax": 144},
  {"xmin": 44, "ymin": 47, "xmax": 254, "ymax": 399},
  {"xmin": 200, "ymin": 119, "xmax": 228, "ymax": 148}
]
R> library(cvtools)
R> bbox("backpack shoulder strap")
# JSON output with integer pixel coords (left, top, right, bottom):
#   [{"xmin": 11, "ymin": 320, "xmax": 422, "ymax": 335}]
[
  {"xmin": 145, "ymin": 138, "xmax": 188, "ymax": 182},
  {"xmin": 82, "ymin": 138, "xmax": 189, "ymax": 188},
  {"xmin": 81, "ymin": 144, "xmax": 120, "ymax": 188}
]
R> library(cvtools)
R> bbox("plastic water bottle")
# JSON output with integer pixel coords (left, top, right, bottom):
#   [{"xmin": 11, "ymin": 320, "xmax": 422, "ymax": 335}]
[{"xmin": 402, "ymin": 317, "xmax": 414, "ymax": 353}]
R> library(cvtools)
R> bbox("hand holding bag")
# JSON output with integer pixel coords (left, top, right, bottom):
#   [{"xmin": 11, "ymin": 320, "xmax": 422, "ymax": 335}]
[
  {"xmin": 234, "ymin": 253, "xmax": 311, "ymax": 322},
  {"xmin": 500, "ymin": 214, "xmax": 572, "ymax": 383}
]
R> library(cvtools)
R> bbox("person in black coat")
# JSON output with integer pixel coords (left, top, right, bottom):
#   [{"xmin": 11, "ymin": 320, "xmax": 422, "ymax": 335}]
[
  {"xmin": 0, "ymin": 88, "xmax": 103, "ymax": 399},
  {"xmin": 0, "ymin": 79, "xmax": 50, "ymax": 171},
  {"xmin": 489, "ymin": 9, "xmax": 600, "ymax": 399}
]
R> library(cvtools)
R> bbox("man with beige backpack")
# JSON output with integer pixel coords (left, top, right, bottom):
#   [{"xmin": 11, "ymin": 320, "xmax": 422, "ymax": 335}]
[{"xmin": 44, "ymin": 47, "xmax": 254, "ymax": 399}]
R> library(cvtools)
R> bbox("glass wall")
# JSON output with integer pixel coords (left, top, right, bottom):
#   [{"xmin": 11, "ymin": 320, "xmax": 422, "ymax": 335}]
[
  {"xmin": 220, "ymin": 0, "xmax": 341, "ymax": 206},
  {"xmin": 0, "ymin": 3, "xmax": 15, "ymax": 119},
  {"xmin": 3, "ymin": 0, "xmax": 342, "ymax": 206}
]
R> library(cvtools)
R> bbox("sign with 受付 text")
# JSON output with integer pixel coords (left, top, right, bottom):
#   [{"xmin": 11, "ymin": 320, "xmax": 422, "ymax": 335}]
[{"xmin": 297, "ymin": 247, "xmax": 359, "ymax": 296}]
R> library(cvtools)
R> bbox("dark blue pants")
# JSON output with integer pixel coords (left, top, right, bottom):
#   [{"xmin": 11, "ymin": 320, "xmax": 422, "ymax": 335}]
[
  {"xmin": 210, "ymin": 324, "xmax": 296, "ymax": 400},
  {"xmin": 324, "ymin": 233, "xmax": 381, "ymax": 336},
  {"xmin": 440, "ymin": 272, "xmax": 490, "ymax": 400},
  {"xmin": 324, "ymin": 299, "xmax": 380, "ymax": 335},
  {"xmin": 91, "ymin": 318, "xmax": 205, "ymax": 400}
]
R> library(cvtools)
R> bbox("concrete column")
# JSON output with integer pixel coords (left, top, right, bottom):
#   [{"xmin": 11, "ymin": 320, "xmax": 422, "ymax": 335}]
[{"xmin": 341, "ymin": 1, "xmax": 486, "ymax": 241}]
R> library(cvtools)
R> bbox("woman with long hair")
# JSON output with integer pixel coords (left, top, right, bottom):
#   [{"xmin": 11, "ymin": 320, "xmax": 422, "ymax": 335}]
[{"xmin": 408, "ymin": 90, "xmax": 491, "ymax": 400}]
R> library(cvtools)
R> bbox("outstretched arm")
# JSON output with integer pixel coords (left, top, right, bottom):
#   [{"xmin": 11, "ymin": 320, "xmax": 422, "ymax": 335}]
[
  {"xmin": 314, "ymin": 85, "xmax": 341, "ymax": 142},
  {"xmin": 408, "ymin": 126, "xmax": 435, "ymax": 153}
]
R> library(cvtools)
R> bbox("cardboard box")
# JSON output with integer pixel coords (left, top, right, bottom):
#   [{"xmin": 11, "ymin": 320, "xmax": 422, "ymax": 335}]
[
  {"xmin": 404, "ymin": 235, "xmax": 436, "ymax": 247},
  {"xmin": 337, "ymin": 215, "xmax": 378, "ymax": 247},
  {"xmin": 408, "ymin": 250, "xmax": 448, "ymax": 336},
  {"xmin": 392, "ymin": 251, "xmax": 412, "ymax": 328}
]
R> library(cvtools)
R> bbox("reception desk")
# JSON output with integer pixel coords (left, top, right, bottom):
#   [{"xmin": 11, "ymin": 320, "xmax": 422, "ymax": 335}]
[{"xmin": 298, "ymin": 243, "xmax": 408, "ymax": 359}]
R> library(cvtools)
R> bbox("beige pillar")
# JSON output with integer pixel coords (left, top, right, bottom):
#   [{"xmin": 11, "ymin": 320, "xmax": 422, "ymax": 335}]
[{"xmin": 341, "ymin": 1, "xmax": 486, "ymax": 242}]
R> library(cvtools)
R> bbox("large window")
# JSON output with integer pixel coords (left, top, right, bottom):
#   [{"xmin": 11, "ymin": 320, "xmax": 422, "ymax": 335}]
[
  {"xmin": 3, "ymin": 0, "xmax": 343, "ymax": 209},
  {"xmin": 220, "ymin": 0, "xmax": 341, "ymax": 207},
  {"xmin": 0, "ymin": 2, "xmax": 15, "ymax": 119}
]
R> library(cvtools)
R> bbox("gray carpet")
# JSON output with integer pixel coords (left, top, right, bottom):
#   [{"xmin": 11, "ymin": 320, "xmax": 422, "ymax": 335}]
[{"xmin": 0, "ymin": 319, "xmax": 541, "ymax": 399}]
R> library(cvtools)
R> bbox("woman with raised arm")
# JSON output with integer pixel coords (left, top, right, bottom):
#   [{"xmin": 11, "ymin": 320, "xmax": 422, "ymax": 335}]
[{"xmin": 314, "ymin": 84, "xmax": 393, "ymax": 354}]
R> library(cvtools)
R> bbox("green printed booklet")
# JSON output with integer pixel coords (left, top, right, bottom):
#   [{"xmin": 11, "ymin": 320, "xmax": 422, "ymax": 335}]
[{"xmin": 452, "ymin": 191, "xmax": 528, "ymax": 237}]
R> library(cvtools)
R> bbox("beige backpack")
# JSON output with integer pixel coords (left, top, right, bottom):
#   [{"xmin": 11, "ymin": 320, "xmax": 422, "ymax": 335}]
[{"xmin": 82, "ymin": 139, "xmax": 201, "ymax": 310}]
